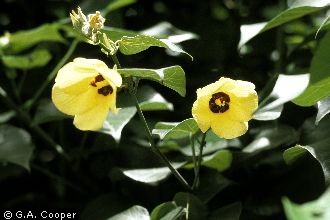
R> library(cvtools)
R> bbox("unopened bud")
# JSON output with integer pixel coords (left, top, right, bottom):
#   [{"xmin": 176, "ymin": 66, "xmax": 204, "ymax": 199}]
[{"xmin": 70, "ymin": 7, "xmax": 87, "ymax": 31}]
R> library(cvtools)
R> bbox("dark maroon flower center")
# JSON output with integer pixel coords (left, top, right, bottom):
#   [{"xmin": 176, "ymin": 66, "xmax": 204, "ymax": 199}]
[
  {"xmin": 90, "ymin": 74, "xmax": 113, "ymax": 96},
  {"xmin": 98, "ymin": 85, "xmax": 113, "ymax": 96},
  {"xmin": 209, "ymin": 92, "xmax": 230, "ymax": 113}
]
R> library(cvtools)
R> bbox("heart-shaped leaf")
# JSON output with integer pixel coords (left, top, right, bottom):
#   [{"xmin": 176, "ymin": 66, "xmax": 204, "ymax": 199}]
[
  {"xmin": 152, "ymin": 119, "xmax": 199, "ymax": 140},
  {"xmin": 2, "ymin": 48, "xmax": 52, "ymax": 70},
  {"xmin": 122, "ymin": 162, "xmax": 186, "ymax": 184},
  {"xmin": 3, "ymin": 23, "xmax": 64, "ymax": 54},
  {"xmin": 118, "ymin": 66, "xmax": 186, "ymax": 97},
  {"xmin": 254, "ymin": 74, "xmax": 309, "ymax": 120},
  {"xmin": 283, "ymin": 188, "xmax": 330, "ymax": 220},
  {"xmin": 117, "ymin": 35, "xmax": 193, "ymax": 59},
  {"xmin": 239, "ymin": 0, "xmax": 330, "ymax": 47},
  {"xmin": 100, "ymin": 107, "xmax": 137, "ymax": 142}
]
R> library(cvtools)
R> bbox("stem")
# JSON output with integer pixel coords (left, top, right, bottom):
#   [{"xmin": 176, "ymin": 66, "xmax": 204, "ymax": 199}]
[
  {"xmin": 111, "ymin": 54, "xmax": 121, "ymax": 68},
  {"xmin": 25, "ymin": 39, "xmax": 79, "ymax": 109},
  {"xmin": 190, "ymin": 134, "xmax": 197, "ymax": 176},
  {"xmin": 18, "ymin": 70, "xmax": 27, "ymax": 95},
  {"xmin": 108, "ymin": 49, "xmax": 191, "ymax": 191},
  {"xmin": 132, "ymin": 93, "xmax": 191, "ymax": 191},
  {"xmin": 192, "ymin": 131, "xmax": 207, "ymax": 190}
]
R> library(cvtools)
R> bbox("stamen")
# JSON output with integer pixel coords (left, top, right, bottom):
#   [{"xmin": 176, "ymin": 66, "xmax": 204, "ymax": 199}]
[
  {"xmin": 98, "ymin": 85, "xmax": 113, "ymax": 96},
  {"xmin": 209, "ymin": 92, "xmax": 230, "ymax": 113}
]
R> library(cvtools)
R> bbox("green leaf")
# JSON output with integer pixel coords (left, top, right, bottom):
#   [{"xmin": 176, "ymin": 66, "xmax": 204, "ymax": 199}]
[
  {"xmin": 3, "ymin": 23, "xmax": 65, "ymax": 53},
  {"xmin": 117, "ymin": 35, "xmax": 193, "ymax": 59},
  {"xmin": 239, "ymin": 1, "xmax": 330, "ymax": 47},
  {"xmin": 294, "ymin": 32, "xmax": 330, "ymax": 106},
  {"xmin": 118, "ymin": 66, "xmax": 186, "ymax": 96},
  {"xmin": 100, "ymin": 107, "xmax": 137, "ymax": 142},
  {"xmin": 0, "ymin": 124, "xmax": 34, "ymax": 170},
  {"xmin": 202, "ymin": 150, "xmax": 233, "ymax": 172},
  {"xmin": 138, "ymin": 86, "xmax": 173, "ymax": 111},
  {"xmin": 254, "ymin": 74, "xmax": 309, "ymax": 121},
  {"xmin": 173, "ymin": 192, "xmax": 208, "ymax": 220},
  {"xmin": 121, "ymin": 162, "xmax": 186, "ymax": 184},
  {"xmin": 243, "ymin": 125, "xmax": 298, "ymax": 153},
  {"xmin": 103, "ymin": 27, "xmax": 138, "ymax": 42},
  {"xmin": 151, "ymin": 202, "xmax": 183, "ymax": 220},
  {"xmin": 283, "ymin": 188, "xmax": 330, "ymax": 220},
  {"xmin": 316, "ymin": 97, "xmax": 330, "ymax": 125},
  {"xmin": 107, "ymin": 205, "xmax": 150, "ymax": 220},
  {"xmin": 209, "ymin": 202, "xmax": 242, "ymax": 220},
  {"xmin": 32, "ymin": 99, "xmax": 67, "ymax": 125},
  {"xmin": 152, "ymin": 119, "xmax": 199, "ymax": 140},
  {"xmin": 2, "ymin": 49, "xmax": 52, "ymax": 70},
  {"xmin": 283, "ymin": 145, "xmax": 309, "ymax": 165},
  {"xmin": 298, "ymin": 115, "xmax": 330, "ymax": 185},
  {"xmin": 0, "ymin": 111, "xmax": 15, "ymax": 124}
]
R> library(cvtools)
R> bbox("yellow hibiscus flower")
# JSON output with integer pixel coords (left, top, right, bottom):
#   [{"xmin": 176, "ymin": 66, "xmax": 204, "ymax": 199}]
[
  {"xmin": 52, "ymin": 58, "xmax": 122, "ymax": 131},
  {"xmin": 192, "ymin": 77, "xmax": 258, "ymax": 139}
]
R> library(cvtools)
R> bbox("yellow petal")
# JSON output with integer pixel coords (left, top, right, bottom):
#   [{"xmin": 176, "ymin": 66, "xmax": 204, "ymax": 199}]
[
  {"xmin": 192, "ymin": 76, "xmax": 258, "ymax": 139},
  {"xmin": 73, "ymin": 57, "xmax": 108, "ymax": 70},
  {"xmin": 73, "ymin": 57, "xmax": 122, "ymax": 87},
  {"xmin": 55, "ymin": 61, "xmax": 96, "ymax": 88},
  {"xmin": 192, "ymin": 95, "xmax": 214, "ymax": 132},
  {"xmin": 99, "ymin": 68, "xmax": 122, "ymax": 87},
  {"xmin": 226, "ymin": 80, "xmax": 258, "ymax": 121},
  {"xmin": 72, "ymin": 87, "xmax": 117, "ymax": 130},
  {"xmin": 211, "ymin": 118, "xmax": 248, "ymax": 139},
  {"xmin": 52, "ymin": 84, "xmax": 97, "ymax": 115},
  {"xmin": 55, "ymin": 76, "xmax": 91, "ymax": 95},
  {"xmin": 228, "ymin": 90, "xmax": 258, "ymax": 121},
  {"xmin": 196, "ymin": 77, "xmax": 235, "ymax": 98},
  {"xmin": 73, "ymin": 101, "xmax": 110, "ymax": 131}
]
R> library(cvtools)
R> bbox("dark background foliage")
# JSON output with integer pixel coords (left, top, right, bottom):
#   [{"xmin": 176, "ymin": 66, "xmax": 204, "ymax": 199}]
[{"xmin": 0, "ymin": 0, "xmax": 327, "ymax": 219}]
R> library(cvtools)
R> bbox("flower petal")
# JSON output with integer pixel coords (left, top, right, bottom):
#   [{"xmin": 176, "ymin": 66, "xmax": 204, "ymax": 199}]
[
  {"xmin": 55, "ymin": 61, "xmax": 96, "ymax": 88},
  {"xmin": 192, "ymin": 95, "xmax": 214, "ymax": 132},
  {"xmin": 211, "ymin": 118, "xmax": 248, "ymax": 139},
  {"xmin": 73, "ymin": 58, "xmax": 122, "ymax": 87},
  {"xmin": 73, "ymin": 101, "xmax": 110, "ymax": 131},
  {"xmin": 228, "ymin": 90, "xmax": 258, "ymax": 121},
  {"xmin": 52, "ymin": 84, "xmax": 97, "ymax": 115},
  {"xmin": 73, "ymin": 57, "xmax": 108, "ymax": 70},
  {"xmin": 99, "ymin": 68, "xmax": 122, "ymax": 87},
  {"xmin": 226, "ymin": 80, "xmax": 258, "ymax": 121}
]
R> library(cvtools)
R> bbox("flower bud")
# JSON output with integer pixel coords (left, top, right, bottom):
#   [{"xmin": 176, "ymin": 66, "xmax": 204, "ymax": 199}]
[
  {"xmin": 70, "ymin": 7, "xmax": 106, "ymax": 43},
  {"xmin": 70, "ymin": 7, "xmax": 87, "ymax": 32}
]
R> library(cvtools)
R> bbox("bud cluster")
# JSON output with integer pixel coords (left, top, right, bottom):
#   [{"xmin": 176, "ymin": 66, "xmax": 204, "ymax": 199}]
[{"xmin": 70, "ymin": 7, "xmax": 105, "ymax": 43}]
